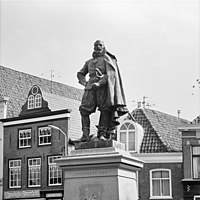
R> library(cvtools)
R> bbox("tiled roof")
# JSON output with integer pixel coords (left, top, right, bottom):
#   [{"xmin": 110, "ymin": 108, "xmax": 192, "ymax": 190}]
[
  {"xmin": 0, "ymin": 65, "xmax": 83, "ymax": 118},
  {"xmin": 132, "ymin": 108, "xmax": 190, "ymax": 153},
  {"xmin": 0, "ymin": 65, "xmax": 99, "ymax": 139}
]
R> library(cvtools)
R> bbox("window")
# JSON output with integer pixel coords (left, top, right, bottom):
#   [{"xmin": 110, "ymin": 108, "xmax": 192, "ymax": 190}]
[
  {"xmin": 9, "ymin": 160, "xmax": 21, "ymax": 188},
  {"xmin": 48, "ymin": 156, "xmax": 62, "ymax": 186},
  {"xmin": 28, "ymin": 95, "xmax": 34, "ymax": 109},
  {"xmin": 27, "ymin": 85, "xmax": 42, "ymax": 109},
  {"xmin": 193, "ymin": 146, "xmax": 200, "ymax": 178},
  {"xmin": 38, "ymin": 127, "xmax": 51, "ymax": 145},
  {"xmin": 28, "ymin": 158, "xmax": 41, "ymax": 187},
  {"xmin": 19, "ymin": 129, "xmax": 31, "ymax": 148},
  {"xmin": 194, "ymin": 196, "xmax": 200, "ymax": 200},
  {"xmin": 119, "ymin": 121, "xmax": 135, "ymax": 151},
  {"xmin": 35, "ymin": 94, "xmax": 42, "ymax": 108},
  {"xmin": 150, "ymin": 169, "xmax": 172, "ymax": 198}
]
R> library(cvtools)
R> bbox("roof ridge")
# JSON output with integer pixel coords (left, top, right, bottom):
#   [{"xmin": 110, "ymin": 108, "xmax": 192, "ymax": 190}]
[
  {"xmin": 143, "ymin": 108, "xmax": 189, "ymax": 122},
  {"xmin": 0, "ymin": 65, "xmax": 82, "ymax": 93}
]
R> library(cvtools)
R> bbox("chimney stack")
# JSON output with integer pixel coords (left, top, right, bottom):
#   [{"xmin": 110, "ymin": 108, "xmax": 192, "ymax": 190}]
[
  {"xmin": 177, "ymin": 110, "xmax": 181, "ymax": 118},
  {"xmin": 0, "ymin": 97, "xmax": 9, "ymax": 119},
  {"xmin": 137, "ymin": 102, "xmax": 142, "ymax": 108}
]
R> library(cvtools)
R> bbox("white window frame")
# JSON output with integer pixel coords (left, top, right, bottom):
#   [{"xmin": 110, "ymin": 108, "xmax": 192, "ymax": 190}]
[
  {"xmin": 19, "ymin": 129, "xmax": 31, "ymax": 148},
  {"xmin": 118, "ymin": 120, "xmax": 136, "ymax": 152},
  {"xmin": 194, "ymin": 196, "xmax": 200, "ymax": 200},
  {"xmin": 150, "ymin": 169, "xmax": 172, "ymax": 199},
  {"xmin": 48, "ymin": 156, "xmax": 62, "ymax": 186},
  {"xmin": 28, "ymin": 95, "xmax": 34, "ymax": 109},
  {"xmin": 9, "ymin": 160, "xmax": 21, "ymax": 188},
  {"xmin": 28, "ymin": 158, "xmax": 41, "ymax": 187},
  {"xmin": 192, "ymin": 146, "xmax": 200, "ymax": 179},
  {"xmin": 35, "ymin": 94, "xmax": 42, "ymax": 108},
  {"xmin": 38, "ymin": 127, "xmax": 51, "ymax": 145}
]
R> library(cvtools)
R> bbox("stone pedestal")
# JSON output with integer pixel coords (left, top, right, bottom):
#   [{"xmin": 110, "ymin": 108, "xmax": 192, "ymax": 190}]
[{"xmin": 56, "ymin": 140, "xmax": 144, "ymax": 200}]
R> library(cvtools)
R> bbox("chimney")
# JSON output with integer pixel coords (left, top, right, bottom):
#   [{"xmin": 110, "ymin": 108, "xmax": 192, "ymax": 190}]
[
  {"xmin": 137, "ymin": 102, "xmax": 142, "ymax": 108},
  {"xmin": 0, "ymin": 97, "xmax": 9, "ymax": 119},
  {"xmin": 177, "ymin": 110, "xmax": 181, "ymax": 118}
]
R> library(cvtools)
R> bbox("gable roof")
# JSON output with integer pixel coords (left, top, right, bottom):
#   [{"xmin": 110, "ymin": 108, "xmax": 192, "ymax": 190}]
[
  {"xmin": 0, "ymin": 65, "xmax": 99, "ymax": 139},
  {"xmin": 0, "ymin": 65, "xmax": 83, "ymax": 118},
  {"xmin": 131, "ymin": 108, "xmax": 190, "ymax": 153}
]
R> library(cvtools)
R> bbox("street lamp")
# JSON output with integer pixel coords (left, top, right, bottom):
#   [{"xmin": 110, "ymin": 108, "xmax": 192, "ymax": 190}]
[{"xmin": 48, "ymin": 125, "xmax": 68, "ymax": 156}]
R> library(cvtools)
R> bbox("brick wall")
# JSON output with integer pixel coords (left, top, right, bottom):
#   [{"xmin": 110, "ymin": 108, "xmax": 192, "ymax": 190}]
[
  {"xmin": 3, "ymin": 118, "xmax": 68, "ymax": 192},
  {"xmin": 138, "ymin": 162, "xmax": 183, "ymax": 200}
]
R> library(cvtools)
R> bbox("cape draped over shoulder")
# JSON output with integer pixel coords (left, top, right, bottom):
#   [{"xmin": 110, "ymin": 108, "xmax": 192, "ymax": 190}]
[{"xmin": 104, "ymin": 52, "xmax": 128, "ymax": 125}]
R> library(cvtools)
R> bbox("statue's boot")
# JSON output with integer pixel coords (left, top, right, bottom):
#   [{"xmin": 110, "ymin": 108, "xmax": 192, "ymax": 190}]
[
  {"xmin": 69, "ymin": 114, "xmax": 91, "ymax": 145},
  {"xmin": 80, "ymin": 128, "xmax": 90, "ymax": 142},
  {"xmin": 80, "ymin": 114, "xmax": 90, "ymax": 142},
  {"xmin": 97, "ymin": 111, "xmax": 110, "ymax": 140}
]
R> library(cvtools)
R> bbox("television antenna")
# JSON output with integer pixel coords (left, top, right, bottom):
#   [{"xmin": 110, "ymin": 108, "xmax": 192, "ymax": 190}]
[{"xmin": 41, "ymin": 69, "xmax": 62, "ymax": 93}]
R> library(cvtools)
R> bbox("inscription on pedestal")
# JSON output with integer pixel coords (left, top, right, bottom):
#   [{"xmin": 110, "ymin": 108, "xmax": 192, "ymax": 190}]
[{"xmin": 65, "ymin": 169, "xmax": 115, "ymax": 178}]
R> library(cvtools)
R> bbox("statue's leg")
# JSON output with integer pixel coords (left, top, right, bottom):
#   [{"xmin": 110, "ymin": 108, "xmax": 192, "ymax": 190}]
[
  {"xmin": 79, "ymin": 90, "xmax": 96, "ymax": 142},
  {"xmin": 96, "ymin": 86, "xmax": 110, "ymax": 139}
]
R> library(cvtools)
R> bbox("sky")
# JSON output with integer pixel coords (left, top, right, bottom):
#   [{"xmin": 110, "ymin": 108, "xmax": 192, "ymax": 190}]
[{"xmin": 0, "ymin": 0, "xmax": 199, "ymax": 121}]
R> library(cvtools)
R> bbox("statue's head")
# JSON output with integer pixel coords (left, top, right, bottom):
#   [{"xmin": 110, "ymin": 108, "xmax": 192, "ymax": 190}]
[{"xmin": 94, "ymin": 40, "xmax": 105, "ymax": 53}]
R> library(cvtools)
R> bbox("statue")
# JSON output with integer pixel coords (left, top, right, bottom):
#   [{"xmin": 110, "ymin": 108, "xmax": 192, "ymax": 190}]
[{"xmin": 73, "ymin": 40, "xmax": 128, "ymax": 143}]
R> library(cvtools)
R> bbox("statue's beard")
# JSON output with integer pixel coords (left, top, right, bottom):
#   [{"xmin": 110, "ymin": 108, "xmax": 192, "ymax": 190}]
[{"xmin": 92, "ymin": 48, "xmax": 106, "ymax": 58}]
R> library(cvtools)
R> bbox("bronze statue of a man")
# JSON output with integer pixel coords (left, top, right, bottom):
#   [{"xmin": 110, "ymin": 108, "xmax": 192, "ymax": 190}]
[{"xmin": 77, "ymin": 40, "xmax": 128, "ymax": 142}]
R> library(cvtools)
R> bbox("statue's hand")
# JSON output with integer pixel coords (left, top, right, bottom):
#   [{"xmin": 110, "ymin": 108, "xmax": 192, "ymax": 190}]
[
  {"xmin": 78, "ymin": 80, "xmax": 87, "ymax": 87},
  {"xmin": 92, "ymin": 82, "xmax": 100, "ymax": 89}
]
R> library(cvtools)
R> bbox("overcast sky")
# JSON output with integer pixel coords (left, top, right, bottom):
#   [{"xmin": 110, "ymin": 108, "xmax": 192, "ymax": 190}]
[{"xmin": 0, "ymin": 0, "xmax": 199, "ymax": 121}]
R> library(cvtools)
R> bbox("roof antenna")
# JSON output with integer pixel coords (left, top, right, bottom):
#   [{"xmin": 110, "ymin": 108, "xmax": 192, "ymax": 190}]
[
  {"xmin": 41, "ymin": 69, "xmax": 62, "ymax": 93},
  {"xmin": 192, "ymin": 78, "xmax": 200, "ymax": 114},
  {"xmin": 142, "ymin": 96, "xmax": 148, "ymax": 108},
  {"xmin": 50, "ymin": 70, "xmax": 54, "ymax": 93}
]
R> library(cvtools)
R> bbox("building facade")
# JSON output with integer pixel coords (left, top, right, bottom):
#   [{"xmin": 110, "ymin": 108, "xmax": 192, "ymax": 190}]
[
  {"xmin": 1, "ymin": 85, "xmax": 71, "ymax": 200},
  {"xmin": 179, "ymin": 122, "xmax": 200, "ymax": 200}
]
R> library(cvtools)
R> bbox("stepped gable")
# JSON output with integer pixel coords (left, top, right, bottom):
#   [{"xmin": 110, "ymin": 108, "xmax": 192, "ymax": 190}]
[
  {"xmin": 132, "ymin": 108, "xmax": 190, "ymax": 153},
  {"xmin": 0, "ymin": 65, "xmax": 83, "ymax": 118}
]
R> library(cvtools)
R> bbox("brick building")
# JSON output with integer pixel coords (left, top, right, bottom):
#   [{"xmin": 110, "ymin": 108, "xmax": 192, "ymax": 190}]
[
  {"xmin": 179, "ymin": 117, "xmax": 200, "ymax": 200},
  {"xmin": 1, "ymin": 85, "xmax": 73, "ymax": 200},
  {"xmin": 118, "ymin": 108, "xmax": 190, "ymax": 200}
]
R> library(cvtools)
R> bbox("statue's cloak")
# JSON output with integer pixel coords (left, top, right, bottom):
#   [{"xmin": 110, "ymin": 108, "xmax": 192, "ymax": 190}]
[{"xmin": 104, "ymin": 52, "xmax": 128, "ymax": 125}]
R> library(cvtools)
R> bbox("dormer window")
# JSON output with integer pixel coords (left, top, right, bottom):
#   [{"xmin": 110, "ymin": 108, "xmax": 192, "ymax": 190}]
[
  {"xmin": 119, "ymin": 121, "xmax": 136, "ymax": 151},
  {"xmin": 27, "ymin": 86, "xmax": 42, "ymax": 109},
  {"xmin": 117, "ymin": 119, "xmax": 144, "ymax": 152},
  {"xmin": 19, "ymin": 85, "xmax": 51, "ymax": 117}
]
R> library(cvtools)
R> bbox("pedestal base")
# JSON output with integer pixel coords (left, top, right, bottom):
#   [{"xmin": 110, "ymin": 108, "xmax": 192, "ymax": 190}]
[{"xmin": 56, "ymin": 140, "xmax": 143, "ymax": 200}]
